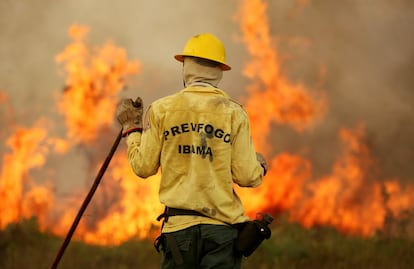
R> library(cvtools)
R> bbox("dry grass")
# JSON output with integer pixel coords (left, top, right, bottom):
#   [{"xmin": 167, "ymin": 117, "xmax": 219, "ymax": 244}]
[{"xmin": 1, "ymin": 216, "xmax": 414, "ymax": 269}]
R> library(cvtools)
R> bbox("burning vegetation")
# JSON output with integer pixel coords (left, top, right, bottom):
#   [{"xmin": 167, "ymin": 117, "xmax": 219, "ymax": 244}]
[{"xmin": 1, "ymin": 0, "xmax": 414, "ymax": 248}]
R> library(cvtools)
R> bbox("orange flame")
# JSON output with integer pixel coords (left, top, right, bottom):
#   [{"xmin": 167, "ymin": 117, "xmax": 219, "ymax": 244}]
[
  {"xmin": 0, "ymin": 25, "xmax": 146, "ymax": 245},
  {"xmin": 80, "ymin": 154, "xmax": 162, "ymax": 245},
  {"xmin": 237, "ymin": 0, "xmax": 327, "ymax": 155},
  {"xmin": 47, "ymin": 25, "xmax": 151, "ymax": 245},
  {"xmin": 384, "ymin": 180, "xmax": 414, "ymax": 218},
  {"xmin": 0, "ymin": 126, "xmax": 53, "ymax": 230},
  {"xmin": 290, "ymin": 125, "xmax": 386, "ymax": 236},
  {"xmin": 0, "ymin": 91, "xmax": 7, "ymax": 103},
  {"xmin": 1, "ymin": 1, "xmax": 414, "ymax": 247},
  {"xmin": 55, "ymin": 24, "xmax": 140, "ymax": 144},
  {"xmin": 236, "ymin": 0, "xmax": 414, "ymax": 237}
]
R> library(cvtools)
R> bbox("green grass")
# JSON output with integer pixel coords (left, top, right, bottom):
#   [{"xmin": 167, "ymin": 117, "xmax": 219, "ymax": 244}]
[{"xmin": 1, "ymin": 217, "xmax": 413, "ymax": 269}]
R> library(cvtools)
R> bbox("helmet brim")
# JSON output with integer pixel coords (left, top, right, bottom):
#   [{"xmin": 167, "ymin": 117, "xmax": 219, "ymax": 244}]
[{"xmin": 174, "ymin": 54, "xmax": 231, "ymax": 71}]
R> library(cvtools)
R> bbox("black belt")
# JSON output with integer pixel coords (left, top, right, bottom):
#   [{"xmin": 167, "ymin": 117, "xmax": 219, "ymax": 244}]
[
  {"xmin": 156, "ymin": 206, "xmax": 206, "ymax": 223},
  {"xmin": 154, "ymin": 206, "xmax": 207, "ymax": 265}
]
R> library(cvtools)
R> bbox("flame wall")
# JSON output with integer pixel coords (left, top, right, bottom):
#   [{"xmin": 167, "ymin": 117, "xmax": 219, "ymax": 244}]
[{"xmin": 1, "ymin": 0, "xmax": 414, "ymax": 245}]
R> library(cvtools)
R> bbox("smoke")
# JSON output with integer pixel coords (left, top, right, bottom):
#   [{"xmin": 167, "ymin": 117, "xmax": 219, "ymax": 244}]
[
  {"xmin": 264, "ymin": 0, "xmax": 414, "ymax": 180},
  {"xmin": 1, "ymin": 0, "xmax": 413, "ymax": 187}
]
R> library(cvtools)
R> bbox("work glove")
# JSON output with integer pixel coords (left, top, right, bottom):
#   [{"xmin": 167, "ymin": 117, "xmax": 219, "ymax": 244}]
[
  {"xmin": 116, "ymin": 97, "xmax": 143, "ymax": 137},
  {"xmin": 256, "ymin": 152, "xmax": 268, "ymax": 176}
]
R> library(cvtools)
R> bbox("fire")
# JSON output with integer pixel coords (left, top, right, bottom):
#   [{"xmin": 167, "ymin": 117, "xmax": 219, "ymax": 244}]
[
  {"xmin": 290, "ymin": 125, "xmax": 386, "ymax": 236},
  {"xmin": 47, "ymin": 25, "xmax": 160, "ymax": 245},
  {"xmin": 0, "ymin": 91, "xmax": 6, "ymax": 103},
  {"xmin": 55, "ymin": 24, "xmax": 140, "ymax": 144},
  {"xmin": 0, "ymin": 0, "xmax": 414, "ymax": 248},
  {"xmin": 236, "ymin": 0, "xmax": 414, "ymax": 237},
  {"xmin": 81, "ymin": 154, "xmax": 162, "ymax": 245},
  {"xmin": 237, "ymin": 0, "xmax": 327, "ymax": 154},
  {"xmin": 0, "ymin": 25, "xmax": 152, "ymax": 245},
  {"xmin": 0, "ymin": 125, "xmax": 53, "ymax": 230},
  {"xmin": 384, "ymin": 180, "xmax": 414, "ymax": 218}
]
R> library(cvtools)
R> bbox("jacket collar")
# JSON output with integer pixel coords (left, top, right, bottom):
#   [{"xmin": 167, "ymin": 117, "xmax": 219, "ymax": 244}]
[{"xmin": 181, "ymin": 86, "xmax": 230, "ymax": 98}]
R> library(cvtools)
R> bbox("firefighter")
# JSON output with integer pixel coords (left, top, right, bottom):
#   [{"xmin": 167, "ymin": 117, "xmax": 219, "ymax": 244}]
[{"xmin": 116, "ymin": 33, "xmax": 267, "ymax": 269}]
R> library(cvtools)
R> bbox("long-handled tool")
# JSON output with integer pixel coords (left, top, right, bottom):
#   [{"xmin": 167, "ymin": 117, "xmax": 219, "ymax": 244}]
[{"xmin": 50, "ymin": 128, "xmax": 123, "ymax": 269}]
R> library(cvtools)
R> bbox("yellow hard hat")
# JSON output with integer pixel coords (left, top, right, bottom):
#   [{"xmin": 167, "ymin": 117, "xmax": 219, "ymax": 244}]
[{"xmin": 175, "ymin": 33, "xmax": 231, "ymax": 71}]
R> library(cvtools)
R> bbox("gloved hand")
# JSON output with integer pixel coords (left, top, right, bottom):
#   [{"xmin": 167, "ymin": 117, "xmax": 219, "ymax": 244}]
[
  {"xmin": 116, "ymin": 97, "xmax": 143, "ymax": 137},
  {"xmin": 256, "ymin": 152, "xmax": 268, "ymax": 176}
]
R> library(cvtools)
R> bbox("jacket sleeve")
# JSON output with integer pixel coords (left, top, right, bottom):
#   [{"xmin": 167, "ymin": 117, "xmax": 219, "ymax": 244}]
[
  {"xmin": 231, "ymin": 109, "xmax": 264, "ymax": 187},
  {"xmin": 126, "ymin": 105, "xmax": 162, "ymax": 178}
]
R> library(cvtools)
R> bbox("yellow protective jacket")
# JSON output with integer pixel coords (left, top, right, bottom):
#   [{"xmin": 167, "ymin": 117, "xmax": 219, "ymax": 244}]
[{"xmin": 126, "ymin": 85, "xmax": 264, "ymax": 232}]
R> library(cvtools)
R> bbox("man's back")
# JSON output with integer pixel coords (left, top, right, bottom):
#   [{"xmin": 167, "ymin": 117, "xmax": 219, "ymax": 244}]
[
  {"xmin": 147, "ymin": 85, "xmax": 262, "ymax": 231},
  {"xmin": 117, "ymin": 33, "xmax": 268, "ymax": 269}
]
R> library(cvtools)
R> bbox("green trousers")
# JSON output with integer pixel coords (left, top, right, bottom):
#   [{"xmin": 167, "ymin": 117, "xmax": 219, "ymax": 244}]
[{"xmin": 160, "ymin": 224, "xmax": 242, "ymax": 269}]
